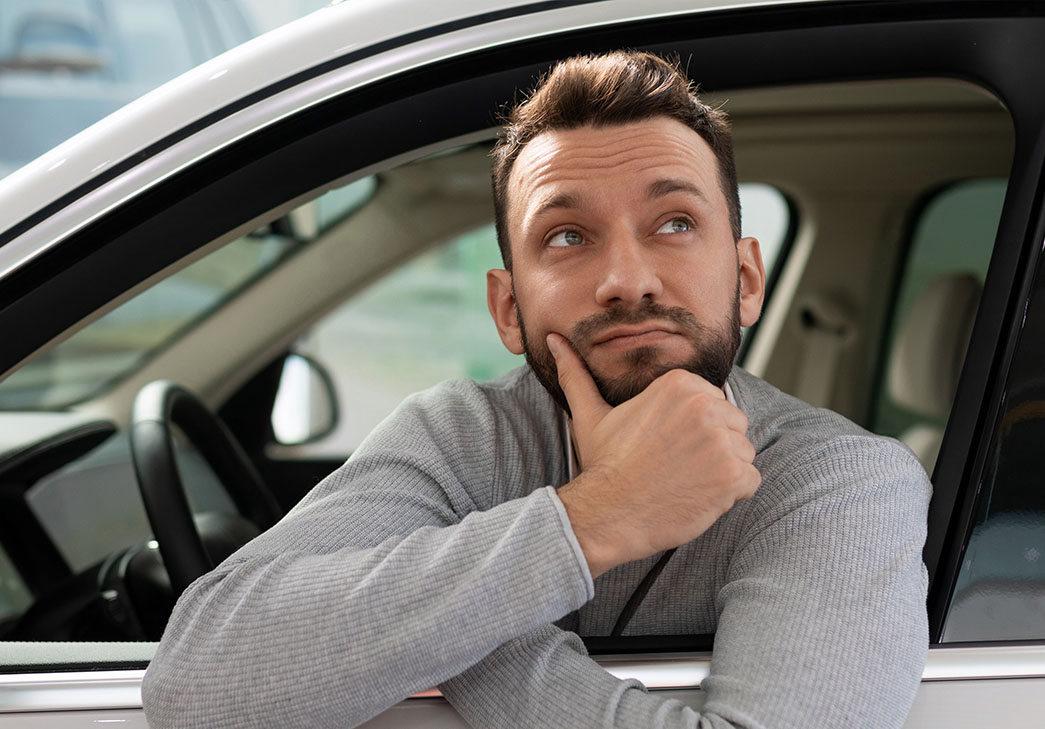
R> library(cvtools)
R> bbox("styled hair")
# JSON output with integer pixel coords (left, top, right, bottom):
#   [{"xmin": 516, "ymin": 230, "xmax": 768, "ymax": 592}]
[{"xmin": 491, "ymin": 50, "xmax": 740, "ymax": 269}]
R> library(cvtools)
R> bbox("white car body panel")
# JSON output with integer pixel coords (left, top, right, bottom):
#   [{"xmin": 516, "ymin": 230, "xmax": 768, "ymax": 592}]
[{"xmin": 3, "ymin": 646, "xmax": 1045, "ymax": 726}]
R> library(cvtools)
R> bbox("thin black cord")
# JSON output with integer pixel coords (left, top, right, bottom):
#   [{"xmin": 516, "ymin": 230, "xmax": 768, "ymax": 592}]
[{"xmin": 610, "ymin": 547, "xmax": 678, "ymax": 637}]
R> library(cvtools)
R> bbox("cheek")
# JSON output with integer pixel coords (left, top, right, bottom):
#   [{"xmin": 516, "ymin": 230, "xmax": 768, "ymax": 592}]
[
  {"xmin": 516, "ymin": 271, "xmax": 587, "ymax": 329},
  {"xmin": 667, "ymin": 252, "xmax": 738, "ymax": 309}
]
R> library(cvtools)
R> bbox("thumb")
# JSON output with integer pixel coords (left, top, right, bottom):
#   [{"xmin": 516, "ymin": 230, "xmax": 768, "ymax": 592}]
[{"xmin": 547, "ymin": 333, "xmax": 611, "ymax": 427}]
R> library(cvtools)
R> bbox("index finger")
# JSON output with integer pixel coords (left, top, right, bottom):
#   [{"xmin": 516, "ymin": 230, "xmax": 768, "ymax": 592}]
[{"xmin": 546, "ymin": 333, "xmax": 611, "ymax": 426}]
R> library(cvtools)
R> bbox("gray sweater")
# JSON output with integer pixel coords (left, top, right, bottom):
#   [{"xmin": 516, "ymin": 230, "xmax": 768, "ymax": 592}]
[{"xmin": 143, "ymin": 366, "xmax": 930, "ymax": 729}]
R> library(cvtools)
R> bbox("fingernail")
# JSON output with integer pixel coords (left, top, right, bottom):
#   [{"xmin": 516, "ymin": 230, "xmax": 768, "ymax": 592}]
[{"xmin": 546, "ymin": 334, "xmax": 560, "ymax": 359}]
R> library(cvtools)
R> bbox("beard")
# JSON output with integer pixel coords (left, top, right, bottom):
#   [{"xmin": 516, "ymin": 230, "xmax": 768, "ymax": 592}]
[{"xmin": 518, "ymin": 289, "xmax": 742, "ymax": 417}]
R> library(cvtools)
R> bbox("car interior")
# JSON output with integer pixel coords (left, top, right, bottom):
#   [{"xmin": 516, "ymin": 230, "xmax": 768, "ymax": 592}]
[{"xmin": 0, "ymin": 75, "xmax": 1015, "ymax": 660}]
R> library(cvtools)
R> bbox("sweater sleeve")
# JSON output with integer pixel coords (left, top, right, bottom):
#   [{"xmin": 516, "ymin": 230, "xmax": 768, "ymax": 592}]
[
  {"xmin": 141, "ymin": 380, "xmax": 594, "ymax": 729},
  {"xmin": 440, "ymin": 437, "xmax": 930, "ymax": 729}
]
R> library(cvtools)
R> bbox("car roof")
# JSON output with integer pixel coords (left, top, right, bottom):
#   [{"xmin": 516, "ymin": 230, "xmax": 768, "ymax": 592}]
[{"xmin": 0, "ymin": 0, "xmax": 824, "ymax": 271}]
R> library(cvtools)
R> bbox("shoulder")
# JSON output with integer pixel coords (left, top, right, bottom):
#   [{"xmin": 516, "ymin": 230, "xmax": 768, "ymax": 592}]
[
  {"xmin": 385, "ymin": 366, "xmax": 560, "ymax": 448},
  {"xmin": 727, "ymin": 367, "xmax": 931, "ymax": 514},
  {"xmin": 349, "ymin": 366, "xmax": 567, "ymax": 507},
  {"xmin": 407, "ymin": 365, "xmax": 559, "ymax": 421}
]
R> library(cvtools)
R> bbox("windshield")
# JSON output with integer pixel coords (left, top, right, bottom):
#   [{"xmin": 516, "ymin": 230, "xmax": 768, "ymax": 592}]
[{"xmin": 0, "ymin": 176, "xmax": 376, "ymax": 410}]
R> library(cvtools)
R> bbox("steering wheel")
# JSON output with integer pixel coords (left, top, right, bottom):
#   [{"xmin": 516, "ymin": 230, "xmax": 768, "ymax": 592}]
[{"xmin": 129, "ymin": 380, "xmax": 283, "ymax": 595}]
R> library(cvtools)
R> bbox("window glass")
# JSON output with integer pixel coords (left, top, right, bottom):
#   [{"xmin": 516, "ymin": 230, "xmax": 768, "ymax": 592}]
[
  {"xmin": 287, "ymin": 182, "xmax": 792, "ymax": 455},
  {"xmin": 0, "ymin": 545, "xmax": 31, "ymax": 625},
  {"xmin": 740, "ymin": 182, "xmax": 790, "ymax": 276},
  {"xmin": 942, "ymin": 184, "xmax": 1045, "ymax": 643},
  {"xmin": 300, "ymin": 223, "xmax": 520, "ymax": 453},
  {"xmin": 24, "ymin": 432, "xmax": 235, "ymax": 575},
  {"xmin": 0, "ymin": 236, "xmax": 294, "ymax": 409},
  {"xmin": 872, "ymin": 180, "xmax": 1005, "ymax": 470},
  {"xmin": 0, "ymin": 176, "xmax": 376, "ymax": 411}
]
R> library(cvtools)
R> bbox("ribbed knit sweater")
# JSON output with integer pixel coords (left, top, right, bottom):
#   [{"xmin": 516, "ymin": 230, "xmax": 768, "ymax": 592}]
[{"xmin": 143, "ymin": 366, "xmax": 930, "ymax": 729}]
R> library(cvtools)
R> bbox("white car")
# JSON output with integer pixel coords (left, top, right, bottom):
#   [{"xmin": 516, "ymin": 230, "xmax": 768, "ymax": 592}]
[{"xmin": 1, "ymin": 0, "xmax": 1044, "ymax": 726}]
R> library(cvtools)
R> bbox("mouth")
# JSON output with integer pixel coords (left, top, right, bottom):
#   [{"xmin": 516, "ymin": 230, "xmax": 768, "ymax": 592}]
[{"xmin": 591, "ymin": 323, "xmax": 680, "ymax": 351}]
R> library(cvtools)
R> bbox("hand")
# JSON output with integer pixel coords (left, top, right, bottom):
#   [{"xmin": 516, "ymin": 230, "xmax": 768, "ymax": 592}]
[{"xmin": 549, "ymin": 333, "xmax": 760, "ymax": 578}]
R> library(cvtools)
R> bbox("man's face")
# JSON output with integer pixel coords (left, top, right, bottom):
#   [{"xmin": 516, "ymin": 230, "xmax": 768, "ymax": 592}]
[{"xmin": 487, "ymin": 117, "xmax": 766, "ymax": 412}]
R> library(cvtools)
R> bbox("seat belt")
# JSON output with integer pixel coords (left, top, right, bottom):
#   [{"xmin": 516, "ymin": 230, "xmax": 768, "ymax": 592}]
[{"xmin": 794, "ymin": 295, "xmax": 854, "ymax": 407}]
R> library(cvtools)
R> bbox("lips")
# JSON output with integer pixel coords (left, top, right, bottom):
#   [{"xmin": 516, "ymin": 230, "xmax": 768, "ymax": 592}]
[{"xmin": 591, "ymin": 322, "xmax": 679, "ymax": 347}]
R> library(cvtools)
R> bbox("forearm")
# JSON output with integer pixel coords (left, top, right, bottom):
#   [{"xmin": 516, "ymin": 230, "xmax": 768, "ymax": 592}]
[
  {"xmin": 143, "ymin": 487, "xmax": 593, "ymax": 729},
  {"xmin": 443, "ymin": 439, "xmax": 930, "ymax": 729},
  {"xmin": 441, "ymin": 625, "xmax": 732, "ymax": 729},
  {"xmin": 442, "ymin": 541, "xmax": 925, "ymax": 729}
]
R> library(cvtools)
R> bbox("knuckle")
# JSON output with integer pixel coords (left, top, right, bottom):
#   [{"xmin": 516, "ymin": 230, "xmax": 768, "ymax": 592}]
[
  {"xmin": 703, "ymin": 427, "xmax": 731, "ymax": 453},
  {"xmin": 685, "ymin": 392, "xmax": 717, "ymax": 421},
  {"xmin": 709, "ymin": 457, "xmax": 737, "ymax": 485},
  {"xmin": 721, "ymin": 459, "xmax": 746, "ymax": 485},
  {"xmin": 741, "ymin": 437, "xmax": 756, "ymax": 462},
  {"xmin": 740, "ymin": 464, "xmax": 762, "ymax": 497},
  {"xmin": 661, "ymin": 369, "xmax": 702, "ymax": 396},
  {"xmin": 662, "ymin": 369, "xmax": 690, "ymax": 386},
  {"xmin": 693, "ymin": 390, "xmax": 717, "ymax": 408},
  {"xmin": 735, "ymin": 409, "xmax": 749, "ymax": 432}
]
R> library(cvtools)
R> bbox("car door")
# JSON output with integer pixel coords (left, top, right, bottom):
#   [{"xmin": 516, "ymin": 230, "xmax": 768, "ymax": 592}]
[{"xmin": 2, "ymin": 1, "xmax": 1045, "ymax": 726}]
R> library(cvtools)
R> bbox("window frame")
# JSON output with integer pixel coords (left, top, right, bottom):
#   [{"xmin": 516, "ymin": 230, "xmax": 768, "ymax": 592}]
[{"xmin": 1, "ymin": 0, "xmax": 1044, "ymax": 687}]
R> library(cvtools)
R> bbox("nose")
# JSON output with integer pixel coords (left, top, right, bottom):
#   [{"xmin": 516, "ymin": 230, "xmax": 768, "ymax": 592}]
[{"xmin": 594, "ymin": 230, "xmax": 664, "ymax": 306}]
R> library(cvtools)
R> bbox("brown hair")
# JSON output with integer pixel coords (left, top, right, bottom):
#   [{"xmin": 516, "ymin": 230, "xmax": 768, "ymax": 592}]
[{"xmin": 491, "ymin": 51, "xmax": 740, "ymax": 269}]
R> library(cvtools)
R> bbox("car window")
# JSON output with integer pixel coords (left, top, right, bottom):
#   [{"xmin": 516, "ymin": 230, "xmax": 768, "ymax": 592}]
[
  {"xmin": 24, "ymin": 430, "xmax": 236, "ymax": 575},
  {"xmin": 0, "ymin": 46, "xmax": 1021, "ymax": 717},
  {"xmin": 940, "ymin": 182, "xmax": 1045, "ymax": 642},
  {"xmin": 740, "ymin": 182, "xmax": 790, "ymax": 278},
  {"xmin": 0, "ymin": 177, "xmax": 376, "ymax": 411},
  {"xmin": 274, "ymin": 181, "xmax": 792, "ymax": 454},
  {"xmin": 0, "ymin": 544, "xmax": 31, "ymax": 626},
  {"xmin": 872, "ymin": 179, "xmax": 1005, "ymax": 471}
]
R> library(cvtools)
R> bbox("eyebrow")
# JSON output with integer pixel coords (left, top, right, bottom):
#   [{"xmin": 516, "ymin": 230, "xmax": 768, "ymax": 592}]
[
  {"xmin": 531, "ymin": 191, "xmax": 581, "ymax": 221},
  {"xmin": 529, "ymin": 179, "xmax": 708, "ymax": 222},
  {"xmin": 647, "ymin": 178, "xmax": 709, "ymax": 202}
]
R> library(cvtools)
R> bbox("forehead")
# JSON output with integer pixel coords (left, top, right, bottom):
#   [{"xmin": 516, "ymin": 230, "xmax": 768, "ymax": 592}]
[{"xmin": 507, "ymin": 117, "xmax": 725, "ymax": 215}]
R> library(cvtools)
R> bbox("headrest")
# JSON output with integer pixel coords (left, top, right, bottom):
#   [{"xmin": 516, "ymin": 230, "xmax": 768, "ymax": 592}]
[{"xmin": 887, "ymin": 273, "xmax": 982, "ymax": 419}]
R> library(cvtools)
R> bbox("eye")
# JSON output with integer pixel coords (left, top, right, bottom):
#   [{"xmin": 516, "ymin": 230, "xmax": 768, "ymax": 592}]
[
  {"xmin": 656, "ymin": 217, "xmax": 693, "ymax": 234},
  {"xmin": 547, "ymin": 229, "xmax": 586, "ymax": 247}
]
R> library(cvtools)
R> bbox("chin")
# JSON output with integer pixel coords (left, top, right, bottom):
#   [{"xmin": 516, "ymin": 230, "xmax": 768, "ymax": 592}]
[{"xmin": 589, "ymin": 348, "xmax": 693, "ymax": 406}]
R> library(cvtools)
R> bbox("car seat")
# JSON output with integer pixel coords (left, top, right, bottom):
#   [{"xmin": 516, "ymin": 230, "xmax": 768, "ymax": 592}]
[{"xmin": 885, "ymin": 273, "xmax": 982, "ymax": 471}]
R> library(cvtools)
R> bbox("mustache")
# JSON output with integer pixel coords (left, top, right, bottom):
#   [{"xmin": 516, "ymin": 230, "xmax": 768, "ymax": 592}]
[{"xmin": 569, "ymin": 301, "xmax": 705, "ymax": 349}]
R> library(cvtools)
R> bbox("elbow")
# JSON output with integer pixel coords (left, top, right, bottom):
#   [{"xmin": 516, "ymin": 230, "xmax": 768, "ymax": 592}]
[
  {"xmin": 141, "ymin": 657, "xmax": 180, "ymax": 729},
  {"xmin": 140, "ymin": 570, "xmax": 236, "ymax": 728}
]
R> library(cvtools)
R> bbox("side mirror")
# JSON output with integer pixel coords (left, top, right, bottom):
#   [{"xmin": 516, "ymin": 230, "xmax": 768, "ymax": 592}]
[{"xmin": 270, "ymin": 354, "xmax": 338, "ymax": 445}]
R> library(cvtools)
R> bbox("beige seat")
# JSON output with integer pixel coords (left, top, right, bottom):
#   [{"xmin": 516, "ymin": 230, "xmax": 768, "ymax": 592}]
[{"xmin": 886, "ymin": 273, "xmax": 982, "ymax": 471}]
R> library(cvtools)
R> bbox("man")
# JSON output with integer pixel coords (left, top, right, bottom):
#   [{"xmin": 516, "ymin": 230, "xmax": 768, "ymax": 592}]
[{"xmin": 144, "ymin": 51, "xmax": 929, "ymax": 728}]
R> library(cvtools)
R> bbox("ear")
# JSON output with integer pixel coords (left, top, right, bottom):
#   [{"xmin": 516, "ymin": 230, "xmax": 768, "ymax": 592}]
[
  {"xmin": 736, "ymin": 237, "xmax": 766, "ymax": 327},
  {"xmin": 487, "ymin": 269, "xmax": 525, "ymax": 355}
]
